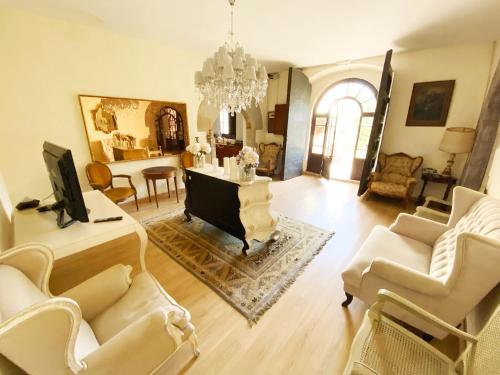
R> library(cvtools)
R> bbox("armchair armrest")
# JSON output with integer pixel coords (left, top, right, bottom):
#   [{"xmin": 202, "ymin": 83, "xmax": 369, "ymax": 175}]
[
  {"xmin": 370, "ymin": 289, "xmax": 477, "ymax": 343},
  {"xmin": 415, "ymin": 206, "xmax": 450, "ymax": 220},
  {"xmin": 405, "ymin": 177, "xmax": 417, "ymax": 187},
  {"xmin": 351, "ymin": 362, "xmax": 379, "ymax": 375},
  {"xmin": 364, "ymin": 258, "xmax": 448, "ymax": 296},
  {"xmin": 424, "ymin": 196, "xmax": 452, "ymax": 207},
  {"xmin": 0, "ymin": 243, "xmax": 53, "ymax": 295},
  {"xmin": 389, "ymin": 213, "xmax": 449, "ymax": 246},
  {"xmin": 82, "ymin": 308, "xmax": 183, "ymax": 374},
  {"xmin": 0, "ymin": 298, "xmax": 85, "ymax": 374},
  {"xmin": 112, "ymin": 174, "xmax": 136, "ymax": 192},
  {"xmin": 60, "ymin": 264, "xmax": 132, "ymax": 321}
]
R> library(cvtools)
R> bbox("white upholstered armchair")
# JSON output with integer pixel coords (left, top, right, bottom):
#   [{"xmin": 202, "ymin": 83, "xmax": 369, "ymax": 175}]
[
  {"xmin": 0, "ymin": 243, "xmax": 199, "ymax": 375},
  {"xmin": 341, "ymin": 186, "xmax": 500, "ymax": 338}
]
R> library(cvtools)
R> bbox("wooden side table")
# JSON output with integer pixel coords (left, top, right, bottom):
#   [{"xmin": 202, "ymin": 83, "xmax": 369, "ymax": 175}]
[
  {"xmin": 416, "ymin": 173, "xmax": 457, "ymax": 205},
  {"xmin": 142, "ymin": 166, "xmax": 179, "ymax": 208}
]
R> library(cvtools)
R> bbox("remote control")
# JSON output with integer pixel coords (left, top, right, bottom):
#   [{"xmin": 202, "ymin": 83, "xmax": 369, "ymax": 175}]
[{"xmin": 94, "ymin": 216, "xmax": 123, "ymax": 223}]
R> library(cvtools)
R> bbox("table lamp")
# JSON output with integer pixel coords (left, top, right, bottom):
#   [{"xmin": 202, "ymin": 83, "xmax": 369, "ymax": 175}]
[{"xmin": 439, "ymin": 127, "xmax": 475, "ymax": 176}]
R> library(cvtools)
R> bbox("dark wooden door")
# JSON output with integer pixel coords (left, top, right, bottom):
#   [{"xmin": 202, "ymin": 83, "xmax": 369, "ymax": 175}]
[
  {"xmin": 273, "ymin": 104, "xmax": 287, "ymax": 135},
  {"xmin": 281, "ymin": 68, "xmax": 312, "ymax": 180},
  {"xmin": 357, "ymin": 50, "xmax": 394, "ymax": 196}
]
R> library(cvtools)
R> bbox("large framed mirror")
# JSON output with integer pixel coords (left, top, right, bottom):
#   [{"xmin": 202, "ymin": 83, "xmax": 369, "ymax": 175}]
[{"xmin": 79, "ymin": 95, "xmax": 189, "ymax": 163}]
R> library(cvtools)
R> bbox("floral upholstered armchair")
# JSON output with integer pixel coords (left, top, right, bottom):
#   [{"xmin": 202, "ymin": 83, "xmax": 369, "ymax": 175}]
[
  {"xmin": 256, "ymin": 142, "xmax": 281, "ymax": 177},
  {"xmin": 367, "ymin": 152, "xmax": 423, "ymax": 204}
]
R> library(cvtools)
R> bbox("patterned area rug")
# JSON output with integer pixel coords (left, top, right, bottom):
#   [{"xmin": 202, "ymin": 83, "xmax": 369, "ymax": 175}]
[{"xmin": 143, "ymin": 211, "xmax": 334, "ymax": 323}]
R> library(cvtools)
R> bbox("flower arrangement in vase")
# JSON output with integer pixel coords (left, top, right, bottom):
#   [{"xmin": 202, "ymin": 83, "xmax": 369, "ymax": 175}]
[
  {"xmin": 186, "ymin": 142, "xmax": 211, "ymax": 168},
  {"xmin": 237, "ymin": 146, "xmax": 259, "ymax": 181}
]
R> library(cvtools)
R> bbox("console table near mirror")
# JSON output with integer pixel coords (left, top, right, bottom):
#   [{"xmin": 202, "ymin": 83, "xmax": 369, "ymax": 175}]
[
  {"xmin": 184, "ymin": 167, "xmax": 279, "ymax": 255},
  {"xmin": 79, "ymin": 95, "xmax": 189, "ymax": 163}
]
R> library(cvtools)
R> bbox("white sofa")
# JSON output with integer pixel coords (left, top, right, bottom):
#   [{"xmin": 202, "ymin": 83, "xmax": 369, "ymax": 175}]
[
  {"xmin": 342, "ymin": 186, "xmax": 500, "ymax": 338},
  {"xmin": 0, "ymin": 243, "xmax": 199, "ymax": 375}
]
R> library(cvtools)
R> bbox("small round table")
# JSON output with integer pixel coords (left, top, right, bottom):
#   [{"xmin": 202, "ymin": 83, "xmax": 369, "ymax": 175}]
[{"xmin": 142, "ymin": 166, "xmax": 179, "ymax": 208}]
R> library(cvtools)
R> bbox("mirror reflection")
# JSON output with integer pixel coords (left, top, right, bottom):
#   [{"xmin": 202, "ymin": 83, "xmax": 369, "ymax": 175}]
[
  {"xmin": 213, "ymin": 110, "xmax": 245, "ymax": 164},
  {"xmin": 79, "ymin": 95, "xmax": 189, "ymax": 163}
]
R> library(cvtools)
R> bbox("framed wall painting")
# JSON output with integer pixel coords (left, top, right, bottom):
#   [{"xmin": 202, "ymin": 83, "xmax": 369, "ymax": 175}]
[{"xmin": 405, "ymin": 80, "xmax": 455, "ymax": 127}]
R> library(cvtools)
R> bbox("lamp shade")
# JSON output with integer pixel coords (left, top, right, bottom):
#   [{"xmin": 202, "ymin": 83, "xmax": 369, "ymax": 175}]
[{"xmin": 439, "ymin": 127, "xmax": 475, "ymax": 154}]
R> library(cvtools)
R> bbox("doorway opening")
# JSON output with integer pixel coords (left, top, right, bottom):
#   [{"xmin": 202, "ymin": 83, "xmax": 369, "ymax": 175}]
[{"xmin": 307, "ymin": 78, "xmax": 377, "ymax": 180}]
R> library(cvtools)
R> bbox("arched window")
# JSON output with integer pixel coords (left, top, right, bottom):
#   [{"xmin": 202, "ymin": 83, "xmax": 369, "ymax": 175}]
[
  {"xmin": 307, "ymin": 78, "xmax": 377, "ymax": 180},
  {"xmin": 155, "ymin": 106, "xmax": 185, "ymax": 152}
]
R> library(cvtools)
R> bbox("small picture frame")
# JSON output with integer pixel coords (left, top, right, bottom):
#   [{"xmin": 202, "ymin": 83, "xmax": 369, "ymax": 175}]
[{"xmin": 405, "ymin": 80, "xmax": 455, "ymax": 127}]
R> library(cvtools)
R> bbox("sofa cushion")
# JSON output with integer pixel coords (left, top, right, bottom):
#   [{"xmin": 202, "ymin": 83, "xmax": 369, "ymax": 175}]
[
  {"xmin": 342, "ymin": 226, "xmax": 432, "ymax": 289},
  {"xmin": 90, "ymin": 272, "xmax": 186, "ymax": 344},
  {"xmin": 0, "ymin": 265, "xmax": 99, "ymax": 361},
  {"xmin": 431, "ymin": 196, "xmax": 500, "ymax": 281}
]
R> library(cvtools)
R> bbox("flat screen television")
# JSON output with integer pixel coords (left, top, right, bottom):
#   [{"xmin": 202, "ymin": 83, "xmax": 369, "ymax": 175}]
[{"xmin": 42, "ymin": 141, "xmax": 89, "ymax": 228}]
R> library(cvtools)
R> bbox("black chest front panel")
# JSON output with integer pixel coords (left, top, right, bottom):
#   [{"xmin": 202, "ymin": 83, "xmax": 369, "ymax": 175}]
[{"xmin": 185, "ymin": 169, "xmax": 245, "ymax": 240}]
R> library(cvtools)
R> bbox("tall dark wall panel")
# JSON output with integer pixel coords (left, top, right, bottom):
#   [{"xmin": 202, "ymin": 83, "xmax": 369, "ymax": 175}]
[
  {"xmin": 282, "ymin": 68, "xmax": 312, "ymax": 180},
  {"xmin": 460, "ymin": 63, "xmax": 500, "ymax": 190}
]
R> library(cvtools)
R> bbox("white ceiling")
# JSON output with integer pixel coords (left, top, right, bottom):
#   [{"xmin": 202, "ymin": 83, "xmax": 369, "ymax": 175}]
[{"xmin": 2, "ymin": 0, "xmax": 500, "ymax": 71}]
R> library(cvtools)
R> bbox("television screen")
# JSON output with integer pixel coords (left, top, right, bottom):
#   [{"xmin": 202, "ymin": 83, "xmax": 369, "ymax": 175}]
[{"xmin": 42, "ymin": 142, "xmax": 89, "ymax": 228}]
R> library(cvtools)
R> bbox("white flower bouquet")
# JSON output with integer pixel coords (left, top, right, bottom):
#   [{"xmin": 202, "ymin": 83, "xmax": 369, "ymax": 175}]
[
  {"xmin": 186, "ymin": 142, "xmax": 211, "ymax": 167},
  {"xmin": 237, "ymin": 146, "xmax": 259, "ymax": 181}
]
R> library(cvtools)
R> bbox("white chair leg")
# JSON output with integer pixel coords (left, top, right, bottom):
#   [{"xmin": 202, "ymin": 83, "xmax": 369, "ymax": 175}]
[{"xmin": 189, "ymin": 331, "xmax": 200, "ymax": 357}]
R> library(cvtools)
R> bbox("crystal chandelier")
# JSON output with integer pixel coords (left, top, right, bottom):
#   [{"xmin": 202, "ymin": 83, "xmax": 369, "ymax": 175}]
[
  {"xmin": 194, "ymin": 0, "xmax": 268, "ymax": 115},
  {"xmin": 100, "ymin": 98, "xmax": 140, "ymax": 115}
]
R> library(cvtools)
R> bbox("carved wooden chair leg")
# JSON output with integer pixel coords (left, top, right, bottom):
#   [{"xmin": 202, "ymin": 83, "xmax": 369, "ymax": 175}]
[{"xmin": 342, "ymin": 292, "xmax": 353, "ymax": 307}]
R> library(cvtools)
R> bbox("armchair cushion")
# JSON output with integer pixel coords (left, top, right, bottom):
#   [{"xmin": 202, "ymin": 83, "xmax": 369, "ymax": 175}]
[
  {"xmin": 90, "ymin": 272, "xmax": 188, "ymax": 344},
  {"xmin": 103, "ymin": 187, "xmax": 136, "ymax": 203},
  {"xmin": 61, "ymin": 264, "xmax": 132, "ymax": 321},
  {"xmin": 342, "ymin": 226, "xmax": 432, "ymax": 293},
  {"xmin": 370, "ymin": 181, "xmax": 407, "ymax": 197}
]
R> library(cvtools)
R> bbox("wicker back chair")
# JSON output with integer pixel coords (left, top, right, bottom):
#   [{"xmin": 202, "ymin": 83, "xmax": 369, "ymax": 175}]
[{"xmin": 344, "ymin": 289, "xmax": 500, "ymax": 375}]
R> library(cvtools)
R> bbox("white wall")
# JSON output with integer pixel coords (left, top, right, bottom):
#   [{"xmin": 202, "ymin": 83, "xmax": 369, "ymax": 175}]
[
  {"xmin": 382, "ymin": 43, "xmax": 492, "ymax": 197},
  {"xmin": 0, "ymin": 7, "xmax": 204, "ymax": 203},
  {"xmin": 302, "ymin": 43, "xmax": 493, "ymax": 198},
  {"xmin": 256, "ymin": 70, "xmax": 288, "ymax": 146}
]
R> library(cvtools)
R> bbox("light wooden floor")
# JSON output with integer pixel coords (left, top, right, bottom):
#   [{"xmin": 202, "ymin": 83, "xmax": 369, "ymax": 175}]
[{"xmin": 122, "ymin": 175, "xmax": 412, "ymax": 375}]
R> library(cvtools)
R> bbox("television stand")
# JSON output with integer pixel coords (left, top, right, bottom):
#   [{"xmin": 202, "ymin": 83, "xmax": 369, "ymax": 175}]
[{"xmin": 38, "ymin": 201, "xmax": 77, "ymax": 228}]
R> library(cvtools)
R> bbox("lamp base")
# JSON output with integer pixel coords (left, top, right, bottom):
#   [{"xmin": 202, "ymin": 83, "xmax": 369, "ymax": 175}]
[{"xmin": 441, "ymin": 153, "xmax": 456, "ymax": 176}]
